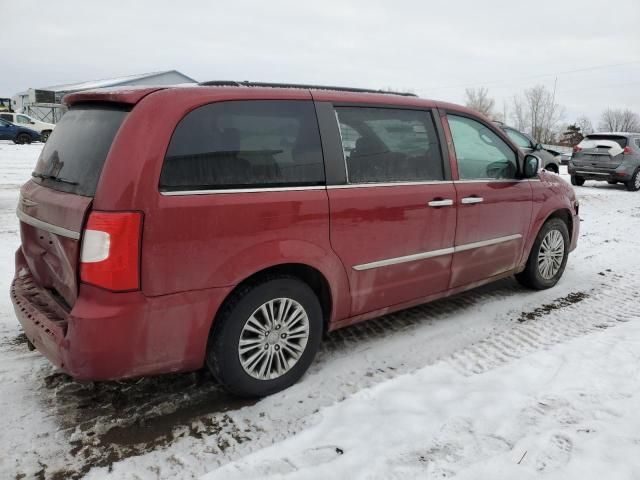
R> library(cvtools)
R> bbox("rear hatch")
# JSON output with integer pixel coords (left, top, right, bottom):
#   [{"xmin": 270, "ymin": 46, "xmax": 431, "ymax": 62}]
[
  {"xmin": 573, "ymin": 134, "xmax": 628, "ymax": 169},
  {"xmin": 17, "ymin": 104, "xmax": 129, "ymax": 308}
]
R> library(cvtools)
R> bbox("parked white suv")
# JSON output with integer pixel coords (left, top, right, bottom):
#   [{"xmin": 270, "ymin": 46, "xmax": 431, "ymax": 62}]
[{"xmin": 0, "ymin": 112, "xmax": 55, "ymax": 141}]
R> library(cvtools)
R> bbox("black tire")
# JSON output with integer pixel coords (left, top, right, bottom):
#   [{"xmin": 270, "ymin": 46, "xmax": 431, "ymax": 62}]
[
  {"xmin": 516, "ymin": 218, "xmax": 570, "ymax": 290},
  {"xmin": 206, "ymin": 275, "xmax": 323, "ymax": 397},
  {"xmin": 570, "ymin": 175, "xmax": 585, "ymax": 186},
  {"xmin": 40, "ymin": 130, "xmax": 51, "ymax": 142},
  {"xmin": 607, "ymin": 180, "xmax": 617, "ymax": 185},
  {"xmin": 14, "ymin": 133, "xmax": 32, "ymax": 145},
  {"xmin": 545, "ymin": 163, "xmax": 559, "ymax": 174},
  {"xmin": 625, "ymin": 169, "xmax": 640, "ymax": 192}
]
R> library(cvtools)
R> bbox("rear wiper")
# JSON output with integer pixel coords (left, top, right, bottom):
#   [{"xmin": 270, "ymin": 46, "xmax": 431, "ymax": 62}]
[{"xmin": 32, "ymin": 172, "xmax": 78, "ymax": 186}]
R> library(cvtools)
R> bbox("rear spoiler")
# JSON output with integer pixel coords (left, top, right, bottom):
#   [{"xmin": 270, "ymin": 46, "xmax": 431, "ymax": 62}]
[{"xmin": 63, "ymin": 86, "xmax": 167, "ymax": 107}]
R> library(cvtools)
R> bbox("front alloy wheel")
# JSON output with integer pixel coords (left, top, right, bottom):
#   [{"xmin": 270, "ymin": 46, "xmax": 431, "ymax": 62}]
[
  {"xmin": 516, "ymin": 218, "xmax": 569, "ymax": 290},
  {"xmin": 537, "ymin": 230, "xmax": 565, "ymax": 280}
]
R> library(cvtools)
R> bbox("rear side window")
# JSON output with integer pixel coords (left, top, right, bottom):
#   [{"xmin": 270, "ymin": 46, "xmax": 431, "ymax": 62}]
[
  {"xmin": 160, "ymin": 100, "xmax": 324, "ymax": 191},
  {"xmin": 32, "ymin": 105, "xmax": 128, "ymax": 196},
  {"xmin": 335, "ymin": 107, "xmax": 444, "ymax": 183},
  {"xmin": 0, "ymin": 114, "xmax": 12, "ymax": 121}
]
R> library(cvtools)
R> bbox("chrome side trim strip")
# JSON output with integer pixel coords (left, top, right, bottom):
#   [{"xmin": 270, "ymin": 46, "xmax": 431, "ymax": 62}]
[
  {"xmin": 16, "ymin": 208, "xmax": 80, "ymax": 240},
  {"xmin": 328, "ymin": 181, "xmax": 454, "ymax": 189},
  {"xmin": 353, "ymin": 247, "xmax": 455, "ymax": 271},
  {"xmin": 453, "ymin": 234, "xmax": 523, "ymax": 253},
  {"xmin": 352, "ymin": 234, "xmax": 522, "ymax": 271},
  {"xmin": 161, "ymin": 186, "xmax": 327, "ymax": 196}
]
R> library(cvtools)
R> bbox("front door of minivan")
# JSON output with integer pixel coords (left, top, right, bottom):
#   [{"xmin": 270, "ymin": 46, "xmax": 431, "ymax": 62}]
[
  {"xmin": 326, "ymin": 106, "xmax": 456, "ymax": 315},
  {"xmin": 445, "ymin": 114, "xmax": 533, "ymax": 288}
]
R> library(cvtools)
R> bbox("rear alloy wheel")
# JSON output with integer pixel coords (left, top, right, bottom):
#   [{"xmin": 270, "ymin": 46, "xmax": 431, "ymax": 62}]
[
  {"xmin": 516, "ymin": 218, "xmax": 569, "ymax": 290},
  {"xmin": 570, "ymin": 175, "xmax": 585, "ymax": 186},
  {"xmin": 207, "ymin": 276, "xmax": 323, "ymax": 397},
  {"xmin": 15, "ymin": 133, "xmax": 32, "ymax": 145},
  {"xmin": 625, "ymin": 169, "xmax": 640, "ymax": 192}
]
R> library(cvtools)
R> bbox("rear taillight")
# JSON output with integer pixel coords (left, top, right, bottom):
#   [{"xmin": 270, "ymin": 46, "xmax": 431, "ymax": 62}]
[
  {"xmin": 623, "ymin": 146, "xmax": 632, "ymax": 155},
  {"xmin": 573, "ymin": 145, "xmax": 582, "ymax": 153},
  {"xmin": 80, "ymin": 211, "xmax": 142, "ymax": 291}
]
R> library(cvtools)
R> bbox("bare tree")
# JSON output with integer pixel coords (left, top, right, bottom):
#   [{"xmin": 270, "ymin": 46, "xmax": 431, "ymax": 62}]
[
  {"xmin": 575, "ymin": 116, "xmax": 594, "ymax": 135},
  {"xmin": 510, "ymin": 85, "xmax": 565, "ymax": 143},
  {"xmin": 464, "ymin": 87, "xmax": 495, "ymax": 118},
  {"xmin": 598, "ymin": 108, "xmax": 640, "ymax": 132},
  {"xmin": 510, "ymin": 95, "xmax": 527, "ymax": 131}
]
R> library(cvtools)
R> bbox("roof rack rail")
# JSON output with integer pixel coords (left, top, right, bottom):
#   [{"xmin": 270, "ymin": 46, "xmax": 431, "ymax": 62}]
[{"xmin": 198, "ymin": 80, "xmax": 417, "ymax": 97}]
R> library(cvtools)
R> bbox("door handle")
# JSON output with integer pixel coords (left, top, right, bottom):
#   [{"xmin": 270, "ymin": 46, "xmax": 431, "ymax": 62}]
[
  {"xmin": 461, "ymin": 196, "xmax": 484, "ymax": 205},
  {"xmin": 428, "ymin": 199, "xmax": 454, "ymax": 207}
]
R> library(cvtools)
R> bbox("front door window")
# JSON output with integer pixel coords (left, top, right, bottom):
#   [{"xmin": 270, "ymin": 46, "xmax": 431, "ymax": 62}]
[{"xmin": 448, "ymin": 115, "xmax": 517, "ymax": 180}]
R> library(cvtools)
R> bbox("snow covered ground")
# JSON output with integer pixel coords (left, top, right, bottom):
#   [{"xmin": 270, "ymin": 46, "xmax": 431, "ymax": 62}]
[{"xmin": 1, "ymin": 140, "xmax": 639, "ymax": 479}]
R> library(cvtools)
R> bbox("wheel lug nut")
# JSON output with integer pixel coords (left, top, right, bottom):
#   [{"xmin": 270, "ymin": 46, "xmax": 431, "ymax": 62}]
[
  {"xmin": 274, "ymin": 345, "xmax": 280, "ymax": 351},
  {"xmin": 264, "ymin": 344, "xmax": 269, "ymax": 349},
  {"xmin": 281, "ymin": 333, "xmax": 286, "ymax": 339},
  {"xmin": 275, "ymin": 324, "xmax": 281, "ymax": 330}
]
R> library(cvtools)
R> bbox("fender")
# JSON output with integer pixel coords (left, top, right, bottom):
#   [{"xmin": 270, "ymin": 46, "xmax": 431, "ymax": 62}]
[{"xmin": 518, "ymin": 173, "xmax": 578, "ymax": 269}]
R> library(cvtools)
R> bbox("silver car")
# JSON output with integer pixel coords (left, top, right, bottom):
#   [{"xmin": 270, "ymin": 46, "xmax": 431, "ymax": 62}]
[
  {"xmin": 569, "ymin": 132, "xmax": 640, "ymax": 191},
  {"xmin": 494, "ymin": 123, "xmax": 560, "ymax": 173}
]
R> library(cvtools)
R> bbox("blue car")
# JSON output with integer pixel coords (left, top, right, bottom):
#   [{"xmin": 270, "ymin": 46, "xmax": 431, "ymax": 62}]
[{"xmin": 0, "ymin": 117, "xmax": 41, "ymax": 144}]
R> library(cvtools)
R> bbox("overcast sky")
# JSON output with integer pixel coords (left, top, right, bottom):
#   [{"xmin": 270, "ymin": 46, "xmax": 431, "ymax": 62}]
[{"xmin": 2, "ymin": 0, "xmax": 639, "ymax": 126}]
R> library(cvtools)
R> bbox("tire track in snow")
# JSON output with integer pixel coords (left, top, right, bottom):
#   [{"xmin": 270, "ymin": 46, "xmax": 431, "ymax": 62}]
[{"xmin": 447, "ymin": 279, "xmax": 637, "ymax": 376}]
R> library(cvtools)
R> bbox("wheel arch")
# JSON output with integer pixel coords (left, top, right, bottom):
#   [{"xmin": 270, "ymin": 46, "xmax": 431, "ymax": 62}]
[
  {"xmin": 211, "ymin": 263, "xmax": 335, "ymax": 336},
  {"xmin": 519, "ymin": 207, "xmax": 574, "ymax": 272}
]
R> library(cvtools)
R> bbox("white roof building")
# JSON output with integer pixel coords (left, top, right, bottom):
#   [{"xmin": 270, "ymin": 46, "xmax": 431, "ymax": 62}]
[{"xmin": 12, "ymin": 70, "xmax": 197, "ymax": 122}]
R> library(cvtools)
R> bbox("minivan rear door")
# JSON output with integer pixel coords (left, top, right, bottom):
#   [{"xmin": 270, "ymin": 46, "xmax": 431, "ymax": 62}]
[{"xmin": 17, "ymin": 105, "xmax": 129, "ymax": 307}]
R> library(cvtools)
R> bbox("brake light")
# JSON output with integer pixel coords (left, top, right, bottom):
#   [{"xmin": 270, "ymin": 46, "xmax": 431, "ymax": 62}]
[
  {"xmin": 623, "ymin": 146, "xmax": 632, "ymax": 155},
  {"xmin": 80, "ymin": 211, "xmax": 142, "ymax": 291},
  {"xmin": 573, "ymin": 145, "xmax": 582, "ymax": 153}
]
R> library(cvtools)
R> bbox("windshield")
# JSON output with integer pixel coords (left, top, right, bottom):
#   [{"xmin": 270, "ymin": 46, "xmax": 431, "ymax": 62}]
[
  {"xmin": 32, "ymin": 105, "xmax": 129, "ymax": 196},
  {"xmin": 505, "ymin": 128, "xmax": 533, "ymax": 149}
]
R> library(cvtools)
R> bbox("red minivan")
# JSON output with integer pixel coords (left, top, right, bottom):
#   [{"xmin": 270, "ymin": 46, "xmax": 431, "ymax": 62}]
[{"xmin": 12, "ymin": 82, "xmax": 579, "ymax": 396}]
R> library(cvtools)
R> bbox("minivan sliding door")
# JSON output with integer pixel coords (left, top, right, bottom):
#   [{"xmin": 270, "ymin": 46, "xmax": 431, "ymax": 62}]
[{"xmin": 320, "ymin": 104, "xmax": 456, "ymax": 316}]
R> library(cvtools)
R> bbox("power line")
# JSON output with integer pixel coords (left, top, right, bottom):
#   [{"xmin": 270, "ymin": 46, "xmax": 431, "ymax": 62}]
[
  {"xmin": 558, "ymin": 80, "xmax": 640, "ymax": 94},
  {"xmin": 422, "ymin": 60, "xmax": 640, "ymax": 91}
]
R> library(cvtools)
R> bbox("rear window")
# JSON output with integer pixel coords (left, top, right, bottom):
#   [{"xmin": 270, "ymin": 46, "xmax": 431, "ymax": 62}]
[
  {"xmin": 582, "ymin": 135, "xmax": 628, "ymax": 148},
  {"xmin": 32, "ymin": 105, "xmax": 128, "ymax": 196},
  {"xmin": 160, "ymin": 100, "xmax": 324, "ymax": 191}
]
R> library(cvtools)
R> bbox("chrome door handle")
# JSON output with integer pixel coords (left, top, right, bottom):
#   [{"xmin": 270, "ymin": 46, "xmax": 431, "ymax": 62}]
[
  {"xmin": 428, "ymin": 199, "xmax": 454, "ymax": 207},
  {"xmin": 461, "ymin": 197, "xmax": 484, "ymax": 205}
]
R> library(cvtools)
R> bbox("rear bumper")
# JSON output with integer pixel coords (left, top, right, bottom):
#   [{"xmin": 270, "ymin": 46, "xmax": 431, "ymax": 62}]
[
  {"xmin": 11, "ymin": 248, "xmax": 233, "ymax": 381},
  {"xmin": 568, "ymin": 164, "xmax": 631, "ymax": 182}
]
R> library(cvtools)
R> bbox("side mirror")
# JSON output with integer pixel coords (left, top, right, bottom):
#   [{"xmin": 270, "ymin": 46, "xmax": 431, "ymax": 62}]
[
  {"xmin": 534, "ymin": 143, "xmax": 543, "ymax": 150},
  {"xmin": 30, "ymin": 121, "xmax": 36, "ymax": 125},
  {"xmin": 523, "ymin": 154, "xmax": 541, "ymax": 178}
]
